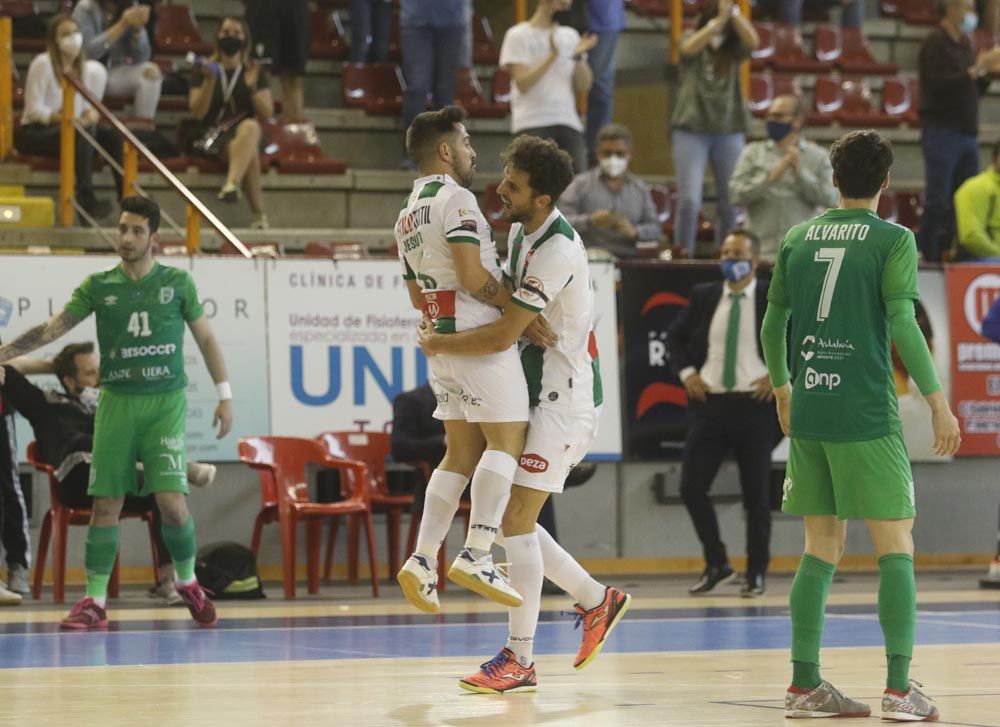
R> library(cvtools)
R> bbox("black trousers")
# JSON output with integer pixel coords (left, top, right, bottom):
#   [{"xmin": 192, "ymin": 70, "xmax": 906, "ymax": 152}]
[
  {"xmin": 0, "ymin": 414, "xmax": 29, "ymax": 569},
  {"xmin": 680, "ymin": 393, "xmax": 776, "ymax": 577},
  {"xmin": 15, "ymin": 122, "xmax": 123, "ymax": 200}
]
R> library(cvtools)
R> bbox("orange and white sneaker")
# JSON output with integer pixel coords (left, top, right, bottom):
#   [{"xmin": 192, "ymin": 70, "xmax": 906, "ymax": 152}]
[
  {"xmin": 572, "ymin": 586, "xmax": 632, "ymax": 670},
  {"xmin": 459, "ymin": 648, "xmax": 538, "ymax": 694}
]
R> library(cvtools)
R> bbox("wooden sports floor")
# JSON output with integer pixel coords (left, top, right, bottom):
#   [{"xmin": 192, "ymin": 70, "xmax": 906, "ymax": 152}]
[{"xmin": 3, "ymin": 571, "xmax": 998, "ymax": 727}]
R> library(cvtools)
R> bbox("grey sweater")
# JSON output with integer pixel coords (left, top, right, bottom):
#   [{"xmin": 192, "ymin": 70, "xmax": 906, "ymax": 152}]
[{"xmin": 72, "ymin": 0, "xmax": 151, "ymax": 69}]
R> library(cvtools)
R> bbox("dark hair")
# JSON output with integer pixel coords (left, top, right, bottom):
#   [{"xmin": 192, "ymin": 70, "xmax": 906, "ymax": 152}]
[
  {"xmin": 726, "ymin": 227, "xmax": 761, "ymax": 255},
  {"xmin": 120, "ymin": 195, "xmax": 160, "ymax": 233},
  {"xmin": 829, "ymin": 130, "xmax": 894, "ymax": 200},
  {"xmin": 52, "ymin": 341, "xmax": 94, "ymax": 392},
  {"xmin": 500, "ymin": 135, "xmax": 575, "ymax": 206},
  {"xmin": 596, "ymin": 123, "xmax": 633, "ymax": 147},
  {"xmin": 696, "ymin": 1, "xmax": 742, "ymax": 67},
  {"xmin": 406, "ymin": 105, "xmax": 467, "ymax": 165}
]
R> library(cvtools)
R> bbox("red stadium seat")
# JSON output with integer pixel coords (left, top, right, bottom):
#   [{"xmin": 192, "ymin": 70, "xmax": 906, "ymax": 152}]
[
  {"xmin": 748, "ymin": 73, "xmax": 803, "ymax": 118},
  {"xmin": 311, "ymin": 9, "xmax": 349, "ymax": 60},
  {"xmin": 482, "ymin": 181, "xmax": 509, "ymax": 232},
  {"xmin": 751, "ymin": 22, "xmax": 776, "ymax": 71},
  {"xmin": 305, "ymin": 241, "xmax": 370, "ymax": 258},
  {"xmin": 879, "ymin": 0, "xmax": 901, "ymax": 17},
  {"xmin": 649, "ymin": 183, "xmax": 672, "ymax": 230},
  {"xmin": 835, "ymin": 77, "xmax": 899, "ymax": 127},
  {"xmin": 363, "ymin": 64, "xmax": 406, "ymax": 115},
  {"xmin": 808, "ymin": 75, "xmax": 840, "ymax": 126},
  {"xmin": 472, "ymin": 14, "xmax": 499, "ymax": 65},
  {"xmin": 154, "ymin": 3, "xmax": 212, "ymax": 55},
  {"xmin": 770, "ymin": 23, "xmax": 834, "ymax": 73},
  {"xmin": 877, "ymin": 190, "xmax": 899, "ymax": 223},
  {"xmin": 900, "ymin": 0, "xmax": 940, "ymax": 24},
  {"xmin": 454, "ymin": 67, "xmax": 508, "ymax": 118},
  {"xmin": 341, "ymin": 62, "xmax": 369, "ymax": 109},
  {"xmin": 814, "ymin": 25, "xmax": 842, "ymax": 65},
  {"xmin": 261, "ymin": 120, "xmax": 349, "ymax": 174},
  {"xmin": 837, "ymin": 27, "xmax": 899, "ymax": 75},
  {"xmin": 220, "ymin": 240, "xmax": 285, "ymax": 257},
  {"xmin": 895, "ymin": 189, "xmax": 924, "ymax": 232},
  {"xmin": 881, "ymin": 76, "xmax": 918, "ymax": 126},
  {"xmin": 491, "ymin": 67, "xmax": 511, "ymax": 105}
]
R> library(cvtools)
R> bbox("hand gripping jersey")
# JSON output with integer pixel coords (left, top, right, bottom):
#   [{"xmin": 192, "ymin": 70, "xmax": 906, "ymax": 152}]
[
  {"xmin": 504, "ymin": 208, "xmax": 603, "ymax": 413},
  {"xmin": 768, "ymin": 207, "xmax": 921, "ymax": 441},
  {"xmin": 64, "ymin": 262, "xmax": 204, "ymax": 395},
  {"xmin": 395, "ymin": 174, "xmax": 502, "ymax": 333}
]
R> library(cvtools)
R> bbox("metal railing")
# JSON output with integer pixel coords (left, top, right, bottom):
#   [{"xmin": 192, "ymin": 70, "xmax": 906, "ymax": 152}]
[{"xmin": 0, "ymin": 17, "xmax": 12, "ymax": 160}]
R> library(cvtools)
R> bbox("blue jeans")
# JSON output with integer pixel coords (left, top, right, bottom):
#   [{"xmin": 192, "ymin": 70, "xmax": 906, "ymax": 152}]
[
  {"xmin": 671, "ymin": 128, "xmax": 745, "ymax": 256},
  {"xmin": 401, "ymin": 25, "xmax": 464, "ymax": 132},
  {"xmin": 775, "ymin": 0, "xmax": 865, "ymax": 26},
  {"xmin": 917, "ymin": 124, "xmax": 980, "ymax": 262},
  {"xmin": 585, "ymin": 30, "xmax": 619, "ymax": 163},
  {"xmin": 349, "ymin": 0, "xmax": 393, "ymax": 63}
]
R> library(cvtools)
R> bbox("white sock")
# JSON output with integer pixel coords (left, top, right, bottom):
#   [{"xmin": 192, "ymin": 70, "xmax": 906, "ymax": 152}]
[
  {"xmin": 414, "ymin": 469, "xmax": 469, "ymax": 568},
  {"xmin": 464, "ymin": 450, "xmax": 517, "ymax": 554},
  {"xmin": 504, "ymin": 530, "xmax": 542, "ymax": 667},
  {"xmin": 536, "ymin": 524, "xmax": 606, "ymax": 610},
  {"xmin": 92, "ymin": 595, "xmax": 107, "ymax": 608}
]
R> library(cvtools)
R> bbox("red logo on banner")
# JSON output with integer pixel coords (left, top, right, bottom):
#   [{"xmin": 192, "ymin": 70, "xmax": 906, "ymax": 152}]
[
  {"xmin": 519, "ymin": 454, "xmax": 549, "ymax": 473},
  {"xmin": 945, "ymin": 266, "xmax": 1000, "ymax": 456}
]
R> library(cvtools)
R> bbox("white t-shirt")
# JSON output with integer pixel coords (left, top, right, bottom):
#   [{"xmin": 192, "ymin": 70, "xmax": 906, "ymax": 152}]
[
  {"xmin": 21, "ymin": 54, "xmax": 108, "ymax": 125},
  {"xmin": 499, "ymin": 22, "xmax": 583, "ymax": 133},
  {"xmin": 504, "ymin": 207, "xmax": 601, "ymax": 413},
  {"xmin": 395, "ymin": 174, "xmax": 502, "ymax": 333}
]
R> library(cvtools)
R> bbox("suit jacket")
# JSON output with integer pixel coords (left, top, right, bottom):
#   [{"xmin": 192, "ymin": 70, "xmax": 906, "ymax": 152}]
[
  {"xmin": 667, "ymin": 278, "xmax": 770, "ymax": 380},
  {"xmin": 390, "ymin": 384, "xmax": 446, "ymax": 468}
]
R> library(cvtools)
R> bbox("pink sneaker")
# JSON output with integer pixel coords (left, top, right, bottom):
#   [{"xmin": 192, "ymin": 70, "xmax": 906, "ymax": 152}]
[
  {"xmin": 176, "ymin": 582, "xmax": 218, "ymax": 627},
  {"xmin": 60, "ymin": 597, "xmax": 108, "ymax": 630}
]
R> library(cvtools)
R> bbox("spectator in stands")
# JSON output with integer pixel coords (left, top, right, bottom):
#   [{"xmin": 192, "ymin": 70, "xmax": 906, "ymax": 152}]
[
  {"xmin": 350, "ymin": 0, "xmax": 393, "ymax": 63},
  {"xmin": 1, "ymin": 343, "xmax": 217, "ymax": 605},
  {"xmin": 0, "ymin": 343, "xmax": 26, "ymax": 605},
  {"xmin": 244, "ymin": 0, "xmax": 309, "ymax": 120},
  {"xmin": 670, "ymin": 0, "xmax": 758, "ymax": 258},
  {"xmin": 72, "ymin": 0, "xmax": 161, "ymax": 120},
  {"xmin": 561, "ymin": 123, "xmax": 662, "ymax": 257},
  {"xmin": 16, "ymin": 14, "xmax": 121, "ymax": 220},
  {"xmin": 767, "ymin": 0, "xmax": 865, "ymax": 27},
  {"xmin": 917, "ymin": 0, "xmax": 1000, "ymax": 262},
  {"xmin": 188, "ymin": 16, "xmax": 273, "ymax": 229},
  {"xmin": 729, "ymin": 94, "xmax": 837, "ymax": 262},
  {"xmin": 399, "ymin": 0, "xmax": 470, "ymax": 168},
  {"xmin": 499, "ymin": 0, "xmax": 598, "ymax": 173},
  {"xmin": 584, "ymin": 0, "xmax": 626, "ymax": 165},
  {"xmin": 953, "ymin": 140, "xmax": 1000, "ymax": 260}
]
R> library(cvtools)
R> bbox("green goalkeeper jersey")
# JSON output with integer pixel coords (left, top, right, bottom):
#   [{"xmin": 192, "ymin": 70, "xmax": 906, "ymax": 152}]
[
  {"xmin": 64, "ymin": 262, "xmax": 204, "ymax": 395},
  {"xmin": 768, "ymin": 207, "xmax": 920, "ymax": 442}
]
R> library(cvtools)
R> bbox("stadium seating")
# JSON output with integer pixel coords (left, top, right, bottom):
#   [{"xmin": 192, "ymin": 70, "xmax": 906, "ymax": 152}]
[
  {"xmin": 900, "ymin": 0, "xmax": 940, "ymax": 25},
  {"xmin": 881, "ymin": 76, "xmax": 919, "ymax": 127},
  {"xmin": 304, "ymin": 241, "xmax": 371, "ymax": 259},
  {"xmin": 835, "ymin": 77, "xmax": 899, "ymax": 127},
  {"xmin": 472, "ymin": 14, "xmax": 500, "ymax": 65},
  {"xmin": 340, "ymin": 63, "xmax": 405, "ymax": 116},
  {"xmin": 491, "ymin": 67, "xmax": 512, "ymax": 106},
  {"xmin": 153, "ymin": 3, "xmax": 212, "ymax": 56},
  {"xmin": 454, "ymin": 67, "xmax": 509, "ymax": 118},
  {"xmin": 815, "ymin": 26, "xmax": 899, "ymax": 75},
  {"xmin": 748, "ymin": 73, "xmax": 803, "ymax": 117},
  {"xmin": 261, "ymin": 120, "xmax": 349, "ymax": 175},
  {"xmin": 310, "ymin": 9, "xmax": 349, "ymax": 61},
  {"xmin": 769, "ymin": 23, "xmax": 835, "ymax": 73},
  {"xmin": 895, "ymin": 189, "xmax": 924, "ymax": 231},
  {"xmin": 220, "ymin": 240, "xmax": 285, "ymax": 257}
]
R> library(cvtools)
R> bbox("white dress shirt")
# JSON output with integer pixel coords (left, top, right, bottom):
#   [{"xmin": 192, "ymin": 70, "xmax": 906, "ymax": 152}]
[
  {"xmin": 21, "ymin": 54, "xmax": 108, "ymax": 126},
  {"xmin": 680, "ymin": 277, "xmax": 769, "ymax": 393}
]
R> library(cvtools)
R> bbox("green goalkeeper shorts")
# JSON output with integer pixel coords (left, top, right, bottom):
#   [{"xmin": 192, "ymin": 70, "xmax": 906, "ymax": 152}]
[
  {"xmin": 89, "ymin": 388, "xmax": 189, "ymax": 498},
  {"xmin": 781, "ymin": 431, "xmax": 916, "ymax": 521}
]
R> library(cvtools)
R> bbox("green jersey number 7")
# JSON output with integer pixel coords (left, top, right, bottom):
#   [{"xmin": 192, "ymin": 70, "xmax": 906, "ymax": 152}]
[{"xmin": 814, "ymin": 248, "xmax": 845, "ymax": 322}]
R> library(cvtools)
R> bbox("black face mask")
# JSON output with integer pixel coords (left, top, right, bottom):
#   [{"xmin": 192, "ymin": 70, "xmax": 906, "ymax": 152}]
[{"xmin": 218, "ymin": 35, "xmax": 244, "ymax": 57}]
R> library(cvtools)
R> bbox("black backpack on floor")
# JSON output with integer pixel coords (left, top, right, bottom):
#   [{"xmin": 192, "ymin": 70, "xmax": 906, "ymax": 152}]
[{"xmin": 195, "ymin": 542, "xmax": 266, "ymax": 600}]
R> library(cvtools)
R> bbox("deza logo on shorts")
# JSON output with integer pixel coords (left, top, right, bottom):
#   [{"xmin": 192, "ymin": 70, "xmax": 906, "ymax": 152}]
[
  {"xmin": 804, "ymin": 367, "xmax": 841, "ymax": 391},
  {"xmin": 120, "ymin": 343, "xmax": 176, "ymax": 359},
  {"xmin": 519, "ymin": 453, "xmax": 549, "ymax": 473}
]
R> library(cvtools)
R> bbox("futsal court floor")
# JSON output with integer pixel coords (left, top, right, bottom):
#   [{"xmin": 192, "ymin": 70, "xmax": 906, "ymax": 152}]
[{"xmin": 2, "ymin": 569, "xmax": 998, "ymax": 727}]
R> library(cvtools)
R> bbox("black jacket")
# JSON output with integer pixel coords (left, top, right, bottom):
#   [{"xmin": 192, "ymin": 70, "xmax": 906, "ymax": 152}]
[
  {"xmin": 391, "ymin": 384, "xmax": 446, "ymax": 468},
  {"xmin": 667, "ymin": 278, "xmax": 770, "ymax": 379}
]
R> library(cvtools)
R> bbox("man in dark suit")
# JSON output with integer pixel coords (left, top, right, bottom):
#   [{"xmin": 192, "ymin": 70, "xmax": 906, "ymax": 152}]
[{"xmin": 668, "ymin": 228, "xmax": 778, "ymax": 597}]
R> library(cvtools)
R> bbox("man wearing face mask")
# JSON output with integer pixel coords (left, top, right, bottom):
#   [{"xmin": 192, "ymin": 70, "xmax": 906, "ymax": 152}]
[
  {"xmin": 560, "ymin": 123, "xmax": 662, "ymax": 258},
  {"xmin": 917, "ymin": 0, "xmax": 1000, "ymax": 262},
  {"xmin": 729, "ymin": 95, "xmax": 837, "ymax": 263},
  {"xmin": 667, "ymin": 229, "xmax": 778, "ymax": 597}
]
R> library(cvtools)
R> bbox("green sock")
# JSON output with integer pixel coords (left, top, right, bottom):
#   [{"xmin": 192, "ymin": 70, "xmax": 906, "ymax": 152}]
[
  {"xmin": 161, "ymin": 516, "xmax": 197, "ymax": 583},
  {"xmin": 878, "ymin": 553, "xmax": 916, "ymax": 692},
  {"xmin": 84, "ymin": 525, "xmax": 120, "ymax": 600},
  {"xmin": 789, "ymin": 552, "xmax": 836, "ymax": 690}
]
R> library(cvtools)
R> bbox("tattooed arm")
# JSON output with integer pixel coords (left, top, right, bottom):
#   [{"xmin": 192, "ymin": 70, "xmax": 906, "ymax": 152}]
[
  {"xmin": 0, "ymin": 309, "xmax": 83, "ymax": 363},
  {"xmin": 451, "ymin": 243, "xmax": 512, "ymax": 308}
]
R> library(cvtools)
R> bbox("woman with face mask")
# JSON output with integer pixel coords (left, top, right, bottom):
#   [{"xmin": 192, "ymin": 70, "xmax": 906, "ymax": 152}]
[
  {"xmin": 187, "ymin": 16, "xmax": 273, "ymax": 229},
  {"xmin": 669, "ymin": 0, "xmax": 759, "ymax": 258},
  {"xmin": 15, "ymin": 14, "xmax": 123, "ymax": 220}
]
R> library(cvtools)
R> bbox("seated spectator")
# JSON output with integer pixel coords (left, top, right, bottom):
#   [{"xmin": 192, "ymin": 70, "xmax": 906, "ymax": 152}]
[
  {"xmin": 72, "ymin": 0, "xmax": 162, "ymax": 120},
  {"xmin": 729, "ymin": 94, "xmax": 837, "ymax": 262},
  {"xmin": 499, "ymin": 0, "xmax": 598, "ymax": 173},
  {"xmin": 1, "ymin": 343, "xmax": 217, "ymax": 605},
  {"xmin": 16, "ymin": 14, "xmax": 121, "ymax": 220},
  {"xmin": 0, "ymin": 356, "xmax": 26, "ymax": 604},
  {"xmin": 670, "ymin": 0, "xmax": 758, "ymax": 258},
  {"xmin": 953, "ymin": 140, "xmax": 1000, "ymax": 260},
  {"xmin": 350, "ymin": 0, "xmax": 393, "ymax": 63},
  {"xmin": 560, "ymin": 123, "xmax": 662, "ymax": 258},
  {"xmin": 187, "ymin": 17, "xmax": 272, "ymax": 229},
  {"xmin": 762, "ymin": 0, "xmax": 866, "ymax": 27},
  {"xmin": 245, "ymin": 0, "xmax": 308, "ymax": 120}
]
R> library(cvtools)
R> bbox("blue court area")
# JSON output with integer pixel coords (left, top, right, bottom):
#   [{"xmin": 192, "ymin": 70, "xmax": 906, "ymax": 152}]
[{"xmin": 2, "ymin": 601, "xmax": 997, "ymax": 670}]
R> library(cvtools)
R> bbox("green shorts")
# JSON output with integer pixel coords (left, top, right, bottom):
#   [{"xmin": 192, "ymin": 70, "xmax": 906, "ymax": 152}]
[
  {"xmin": 89, "ymin": 388, "xmax": 189, "ymax": 498},
  {"xmin": 782, "ymin": 431, "xmax": 915, "ymax": 521}
]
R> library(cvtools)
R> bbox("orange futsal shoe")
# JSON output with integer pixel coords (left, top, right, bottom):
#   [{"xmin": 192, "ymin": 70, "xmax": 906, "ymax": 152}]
[
  {"xmin": 572, "ymin": 586, "xmax": 632, "ymax": 670},
  {"xmin": 459, "ymin": 648, "xmax": 538, "ymax": 694}
]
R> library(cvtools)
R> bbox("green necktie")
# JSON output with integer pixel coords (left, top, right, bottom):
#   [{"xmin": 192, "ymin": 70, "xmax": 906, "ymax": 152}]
[{"xmin": 722, "ymin": 292, "xmax": 742, "ymax": 391}]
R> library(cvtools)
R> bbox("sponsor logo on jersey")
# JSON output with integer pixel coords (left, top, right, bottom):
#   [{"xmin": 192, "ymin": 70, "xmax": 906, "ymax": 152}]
[
  {"xmin": 395, "ymin": 205, "xmax": 432, "ymax": 236},
  {"xmin": 457, "ymin": 218, "xmax": 478, "ymax": 233},
  {"xmin": 159, "ymin": 287, "xmax": 174, "ymax": 304},
  {"xmin": 800, "ymin": 335, "xmax": 815, "ymax": 360},
  {"xmin": 141, "ymin": 365, "xmax": 171, "ymax": 379},
  {"xmin": 520, "ymin": 276, "xmax": 545, "ymax": 303},
  {"xmin": 782, "ymin": 477, "xmax": 793, "ymax": 502},
  {"xmin": 161, "ymin": 435, "xmax": 184, "ymax": 451},
  {"xmin": 0, "ymin": 296, "xmax": 11, "ymax": 326},
  {"xmin": 804, "ymin": 367, "xmax": 841, "ymax": 391},
  {"xmin": 120, "ymin": 343, "xmax": 177, "ymax": 359},
  {"xmin": 548, "ymin": 391, "xmax": 559, "ymax": 402},
  {"xmin": 106, "ymin": 368, "xmax": 132, "ymax": 381},
  {"xmin": 103, "ymin": 295, "xmax": 118, "ymax": 307},
  {"xmin": 801, "ymin": 335, "xmax": 854, "ymax": 362},
  {"xmin": 157, "ymin": 453, "xmax": 186, "ymax": 478},
  {"xmin": 519, "ymin": 454, "xmax": 549, "ymax": 473}
]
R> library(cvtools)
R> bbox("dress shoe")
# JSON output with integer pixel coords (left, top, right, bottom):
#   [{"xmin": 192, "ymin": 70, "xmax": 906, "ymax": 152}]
[
  {"xmin": 740, "ymin": 573, "xmax": 766, "ymax": 598},
  {"xmin": 688, "ymin": 564, "xmax": 735, "ymax": 594}
]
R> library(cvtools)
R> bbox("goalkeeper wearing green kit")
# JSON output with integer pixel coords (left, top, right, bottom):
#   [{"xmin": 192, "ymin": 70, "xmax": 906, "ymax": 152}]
[
  {"xmin": 0, "ymin": 196, "xmax": 232, "ymax": 630},
  {"xmin": 759, "ymin": 130, "xmax": 961, "ymax": 722}
]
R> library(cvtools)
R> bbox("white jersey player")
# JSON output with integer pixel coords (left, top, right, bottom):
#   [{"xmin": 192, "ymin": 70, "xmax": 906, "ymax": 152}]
[
  {"xmin": 418, "ymin": 136, "xmax": 631, "ymax": 695},
  {"xmin": 395, "ymin": 106, "xmax": 528, "ymax": 612}
]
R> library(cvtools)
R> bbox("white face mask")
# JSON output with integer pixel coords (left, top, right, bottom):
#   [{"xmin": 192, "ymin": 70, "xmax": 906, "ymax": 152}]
[
  {"xmin": 77, "ymin": 386, "xmax": 99, "ymax": 412},
  {"xmin": 58, "ymin": 32, "xmax": 83, "ymax": 60},
  {"xmin": 599, "ymin": 153, "xmax": 629, "ymax": 178}
]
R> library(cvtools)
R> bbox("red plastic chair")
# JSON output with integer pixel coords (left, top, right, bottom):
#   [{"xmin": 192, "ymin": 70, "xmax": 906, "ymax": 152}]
[
  {"xmin": 305, "ymin": 241, "xmax": 370, "ymax": 259},
  {"xmin": 472, "ymin": 14, "xmax": 499, "ymax": 64},
  {"xmin": 454, "ymin": 67, "xmax": 508, "ymax": 118},
  {"xmin": 27, "ymin": 441, "xmax": 159, "ymax": 603},
  {"xmin": 838, "ymin": 27, "xmax": 899, "ymax": 74},
  {"xmin": 750, "ymin": 22, "xmax": 776, "ymax": 71},
  {"xmin": 238, "ymin": 436, "xmax": 379, "ymax": 599},
  {"xmin": 882, "ymin": 76, "xmax": 916, "ymax": 126},
  {"xmin": 748, "ymin": 74, "xmax": 774, "ymax": 117},
  {"xmin": 364, "ymin": 64, "xmax": 405, "ymax": 115},
  {"xmin": 220, "ymin": 240, "xmax": 285, "ymax": 257},
  {"xmin": 341, "ymin": 62, "xmax": 370, "ymax": 109},
  {"xmin": 482, "ymin": 181, "xmax": 510, "ymax": 232},
  {"xmin": 316, "ymin": 431, "xmax": 412, "ymax": 580},
  {"xmin": 261, "ymin": 120, "xmax": 349, "ymax": 175},
  {"xmin": 835, "ymin": 77, "xmax": 899, "ymax": 127},
  {"xmin": 900, "ymin": 0, "xmax": 940, "ymax": 25},
  {"xmin": 809, "ymin": 75, "xmax": 841, "ymax": 126},
  {"xmin": 311, "ymin": 9, "xmax": 349, "ymax": 60},
  {"xmin": 770, "ymin": 23, "xmax": 834, "ymax": 73},
  {"xmin": 153, "ymin": 3, "xmax": 212, "ymax": 55}
]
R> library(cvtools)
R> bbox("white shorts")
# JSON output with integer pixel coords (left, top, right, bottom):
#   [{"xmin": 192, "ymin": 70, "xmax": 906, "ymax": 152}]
[
  {"xmin": 513, "ymin": 406, "xmax": 601, "ymax": 494},
  {"xmin": 428, "ymin": 347, "xmax": 529, "ymax": 423}
]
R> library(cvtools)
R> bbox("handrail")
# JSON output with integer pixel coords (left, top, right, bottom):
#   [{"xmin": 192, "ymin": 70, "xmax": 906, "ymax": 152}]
[
  {"xmin": 515, "ymin": 0, "xmax": 527, "ymax": 23},
  {"xmin": 60, "ymin": 71, "xmax": 250, "ymax": 257},
  {"xmin": 0, "ymin": 17, "xmax": 11, "ymax": 160},
  {"xmin": 669, "ymin": 0, "xmax": 752, "ymax": 97}
]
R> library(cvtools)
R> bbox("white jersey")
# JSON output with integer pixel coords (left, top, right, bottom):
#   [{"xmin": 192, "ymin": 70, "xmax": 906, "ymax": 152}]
[
  {"xmin": 504, "ymin": 207, "xmax": 602, "ymax": 413},
  {"xmin": 395, "ymin": 174, "xmax": 501, "ymax": 333}
]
